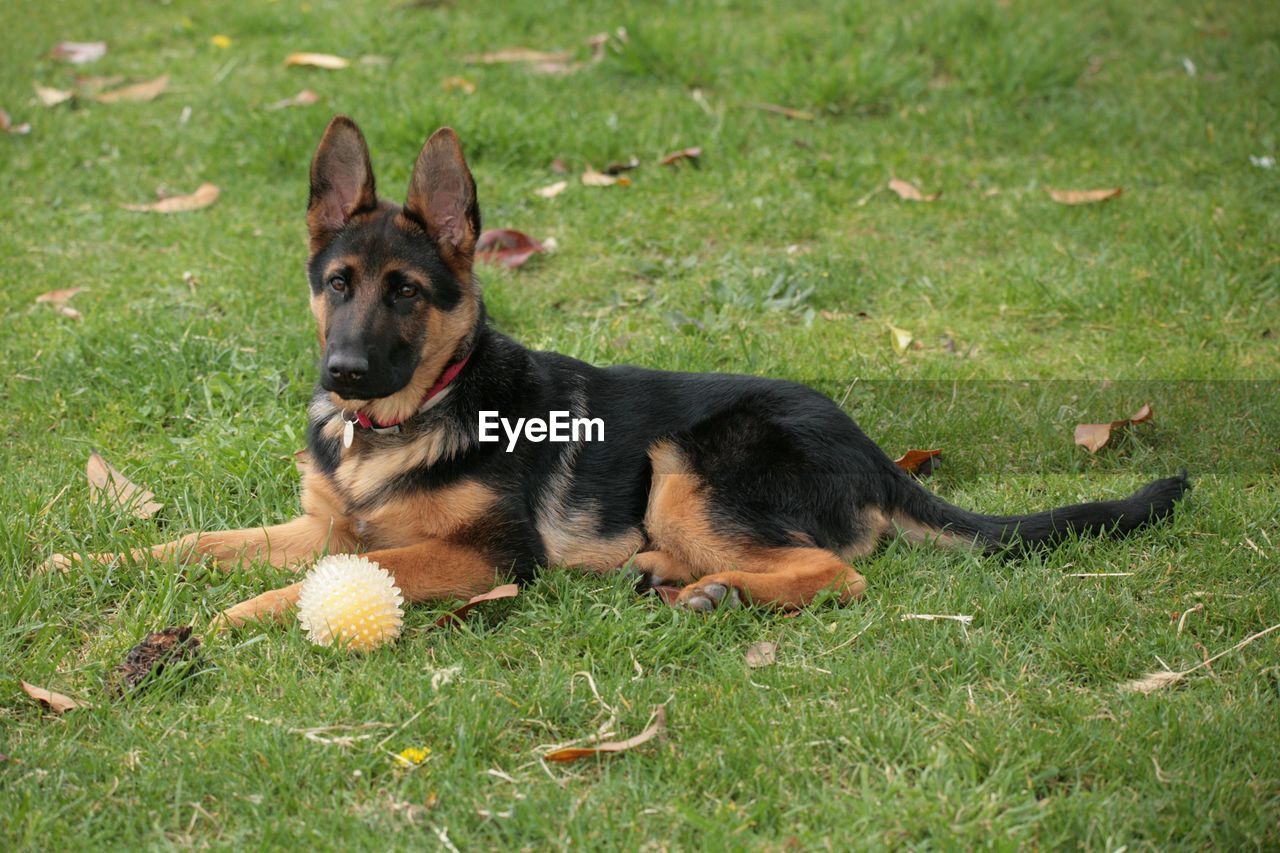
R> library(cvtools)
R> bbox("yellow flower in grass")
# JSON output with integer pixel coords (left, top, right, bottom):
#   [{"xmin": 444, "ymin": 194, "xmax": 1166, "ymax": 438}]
[
  {"xmin": 210, "ymin": 34, "xmax": 232, "ymax": 49},
  {"xmin": 397, "ymin": 746, "xmax": 431, "ymax": 765}
]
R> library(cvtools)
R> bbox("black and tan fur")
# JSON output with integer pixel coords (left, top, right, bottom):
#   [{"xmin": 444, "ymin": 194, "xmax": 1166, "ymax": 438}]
[{"xmin": 50, "ymin": 117, "xmax": 1191, "ymax": 624}]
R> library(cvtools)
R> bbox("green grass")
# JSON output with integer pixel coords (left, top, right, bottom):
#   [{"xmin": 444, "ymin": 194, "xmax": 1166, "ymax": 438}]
[{"xmin": 3, "ymin": 0, "xmax": 1279, "ymax": 847}]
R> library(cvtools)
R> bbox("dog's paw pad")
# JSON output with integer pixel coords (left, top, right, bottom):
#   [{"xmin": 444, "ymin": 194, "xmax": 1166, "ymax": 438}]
[{"xmin": 678, "ymin": 582, "xmax": 740, "ymax": 612}]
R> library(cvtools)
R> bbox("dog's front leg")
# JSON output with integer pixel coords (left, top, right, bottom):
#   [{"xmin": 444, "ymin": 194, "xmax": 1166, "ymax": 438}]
[
  {"xmin": 45, "ymin": 515, "xmax": 356, "ymax": 574},
  {"xmin": 214, "ymin": 537, "xmax": 510, "ymax": 627}
]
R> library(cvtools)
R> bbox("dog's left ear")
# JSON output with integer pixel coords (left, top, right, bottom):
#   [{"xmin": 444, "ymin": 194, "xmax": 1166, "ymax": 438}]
[{"xmin": 404, "ymin": 127, "xmax": 480, "ymax": 264}]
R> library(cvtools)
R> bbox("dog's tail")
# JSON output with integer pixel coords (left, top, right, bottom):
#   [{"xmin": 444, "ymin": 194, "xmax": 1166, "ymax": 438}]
[{"xmin": 889, "ymin": 467, "xmax": 1191, "ymax": 553}]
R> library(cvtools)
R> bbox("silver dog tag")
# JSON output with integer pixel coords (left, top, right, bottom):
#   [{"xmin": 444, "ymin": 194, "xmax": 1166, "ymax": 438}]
[{"xmin": 342, "ymin": 417, "xmax": 355, "ymax": 449}]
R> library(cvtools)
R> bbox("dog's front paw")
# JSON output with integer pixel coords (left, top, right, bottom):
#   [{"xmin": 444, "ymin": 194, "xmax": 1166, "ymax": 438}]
[{"xmin": 676, "ymin": 579, "xmax": 742, "ymax": 613}]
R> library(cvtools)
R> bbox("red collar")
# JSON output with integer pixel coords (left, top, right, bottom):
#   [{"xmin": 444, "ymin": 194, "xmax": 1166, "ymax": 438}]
[{"xmin": 353, "ymin": 351, "xmax": 471, "ymax": 430}]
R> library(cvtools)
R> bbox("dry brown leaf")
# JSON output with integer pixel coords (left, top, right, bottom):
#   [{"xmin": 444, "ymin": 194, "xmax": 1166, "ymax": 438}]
[
  {"xmin": 745, "ymin": 641, "xmax": 777, "ymax": 668},
  {"xmin": 888, "ymin": 178, "xmax": 940, "ymax": 202},
  {"xmin": 266, "ymin": 89, "xmax": 319, "ymax": 110},
  {"xmin": 1, "ymin": 108, "xmax": 32, "ymax": 135},
  {"xmin": 36, "ymin": 287, "xmax": 84, "ymax": 306},
  {"xmin": 894, "ymin": 449, "xmax": 941, "ymax": 478},
  {"xmin": 86, "ymin": 450, "xmax": 163, "ymax": 518},
  {"xmin": 535, "ymin": 180, "xmax": 568, "ymax": 199},
  {"xmin": 748, "ymin": 102, "xmax": 815, "ymax": 121},
  {"xmin": 652, "ymin": 585, "xmax": 681, "ymax": 606},
  {"xmin": 1073, "ymin": 403, "xmax": 1153, "ymax": 453},
  {"xmin": 544, "ymin": 706, "xmax": 666, "ymax": 762},
  {"xmin": 659, "ymin": 146, "xmax": 702, "ymax": 167},
  {"xmin": 605, "ymin": 157, "xmax": 640, "ymax": 175},
  {"xmin": 21, "ymin": 681, "xmax": 87, "ymax": 713},
  {"xmin": 1047, "ymin": 187, "xmax": 1122, "ymax": 205},
  {"xmin": 464, "ymin": 47, "xmax": 572, "ymax": 65},
  {"xmin": 96, "ymin": 75, "xmax": 169, "ymax": 104},
  {"xmin": 475, "ymin": 229, "xmax": 546, "ymax": 269},
  {"xmin": 431, "ymin": 583, "xmax": 519, "ymax": 628},
  {"xmin": 50, "ymin": 41, "xmax": 106, "ymax": 64},
  {"xmin": 123, "ymin": 182, "xmax": 219, "ymax": 214},
  {"xmin": 441, "ymin": 76, "xmax": 476, "ymax": 94},
  {"xmin": 285, "ymin": 52, "xmax": 350, "ymax": 70},
  {"xmin": 582, "ymin": 167, "xmax": 629, "ymax": 187},
  {"xmin": 34, "ymin": 84, "xmax": 73, "ymax": 107}
]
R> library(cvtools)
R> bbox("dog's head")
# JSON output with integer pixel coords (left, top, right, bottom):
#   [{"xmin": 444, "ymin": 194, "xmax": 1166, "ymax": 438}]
[{"xmin": 305, "ymin": 116, "xmax": 481, "ymax": 424}]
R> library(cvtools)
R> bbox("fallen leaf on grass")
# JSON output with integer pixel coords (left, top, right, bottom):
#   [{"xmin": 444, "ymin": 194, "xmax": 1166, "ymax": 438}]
[
  {"xmin": 605, "ymin": 157, "xmax": 639, "ymax": 175},
  {"xmin": 748, "ymin": 102, "xmax": 815, "ymax": 121},
  {"xmin": 86, "ymin": 450, "xmax": 163, "ymax": 518},
  {"xmin": 1047, "ymin": 187, "xmax": 1123, "ymax": 205},
  {"xmin": 535, "ymin": 180, "xmax": 568, "ymax": 199},
  {"xmin": 475, "ymin": 229, "xmax": 545, "ymax": 269},
  {"xmin": 894, "ymin": 449, "xmax": 941, "ymax": 477},
  {"xmin": 95, "ymin": 75, "xmax": 168, "ymax": 104},
  {"xmin": 745, "ymin": 641, "xmax": 777, "ymax": 668},
  {"xmin": 50, "ymin": 41, "xmax": 107, "ymax": 64},
  {"xmin": 651, "ymin": 585, "xmax": 681, "ymax": 606},
  {"xmin": 285, "ymin": 52, "xmax": 350, "ymax": 70},
  {"xmin": 544, "ymin": 705, "xmax": 665, "ymax": 762},
  {"xmin": 464, "ymin": 47, "xmax": 572, "ymax": 65},
  {"xmin": 1121, "ymin": 621, "xmax": 1280, "ymax": 694},
  {"xmin": 21, "ymin": 681, "xmax": 88, "ymax": 713},
  {"xmin": 36, "ymin": 287, "xmax": 85, "ymax": 319},
  {"xmin": 902, "ymin": 613, "xmax": 973, "ymax": 624},
  {"xmin": 431, "ymin": 584, "xmax": 519, "ymax": 629},
  {"xmin": 34, "ymin": 84, "xmax": 73, "ymax": 107},
  {"xmin": 888, "ymin": 324, "xmax": 913, "ymax": 355},
  {"xmin": 659, "ymin": 146, "xmax": 702, "ymax": 167},
  {"xmin": 123, "ymin": 182, "xmax": 219, "ymax": 213},
  {"xmin": 441, "ymin": 76, "xmax": 476, "ymax": 94},
  {"xmin": 1, "ymin": 108, "xmax": 32, "ymax": 135},
  {"xmin": 888, "ymin": 178, "xmax": 940, "ymax": 202},
  {"xmin": 582, "ymin": 167, "xmax": 629, "ymax": 187},
  {"xmin": 1073, "ymin": 403, "xmax": 1153, "ymax": 453},
  {"xmin": 266, "ymin": 89, "xmax": 319, "ymax": 110}
]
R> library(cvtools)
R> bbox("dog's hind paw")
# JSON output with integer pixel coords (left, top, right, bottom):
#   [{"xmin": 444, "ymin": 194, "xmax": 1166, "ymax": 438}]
[{"xmin": 677, "ymin": 580, "xmax": 742, "ymax": 612}]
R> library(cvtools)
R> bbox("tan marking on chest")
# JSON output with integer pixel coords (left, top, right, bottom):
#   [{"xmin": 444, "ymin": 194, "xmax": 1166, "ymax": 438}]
[
  {"xmin": 353, "ymin": 480, "xmax": 499, "ymax": 550},
  {"xmin": 333, "ymin": 426, "xmax": 464, "ymax": 504}
]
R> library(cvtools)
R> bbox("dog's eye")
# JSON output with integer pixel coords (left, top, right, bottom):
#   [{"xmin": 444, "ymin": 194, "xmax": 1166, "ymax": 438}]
[
  {"xmin": 397, "ymin": 284, "xmax": 418, "ymax": 299},
  {"xmin": 328, "ymin": 275, "xmax": 347, "ymax": 293}
]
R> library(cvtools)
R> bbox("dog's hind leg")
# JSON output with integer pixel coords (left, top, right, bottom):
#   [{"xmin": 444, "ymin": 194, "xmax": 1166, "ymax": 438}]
[
  {"xmin": 673, "ymin": 547, "xmax": 866, "ymax": 611},
  {"xmin": 639, "ymin": 440, "xmax": 870, "ymax": 611}
]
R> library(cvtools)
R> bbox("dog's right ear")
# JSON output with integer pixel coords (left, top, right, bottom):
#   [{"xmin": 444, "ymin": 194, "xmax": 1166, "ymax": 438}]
[{"xmin": 307, "ymin": 116, "xmax": 377, "ymax": 252}]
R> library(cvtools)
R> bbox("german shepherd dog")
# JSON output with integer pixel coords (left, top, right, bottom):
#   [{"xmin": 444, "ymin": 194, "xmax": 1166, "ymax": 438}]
[{"xmin": 52, "ymin": 117, "xmax": 1190, "ymax": 625}]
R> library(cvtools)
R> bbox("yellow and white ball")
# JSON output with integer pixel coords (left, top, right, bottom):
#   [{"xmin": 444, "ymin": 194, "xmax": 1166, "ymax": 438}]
[{"xmin": 297, "ymin": 555, "xmax": 404, "ymax": 651}]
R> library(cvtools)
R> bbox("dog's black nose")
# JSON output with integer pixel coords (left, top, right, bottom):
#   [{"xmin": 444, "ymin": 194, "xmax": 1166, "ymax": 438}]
[{"xmin": 326, "ymin": 352, "xmax": 368, "ymax": 383}]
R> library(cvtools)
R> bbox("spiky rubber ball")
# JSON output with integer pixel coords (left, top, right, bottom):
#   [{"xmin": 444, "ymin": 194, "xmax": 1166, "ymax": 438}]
[{"xmin": 297, "ymin": 555, "xmax": 404, "ymax": 651}]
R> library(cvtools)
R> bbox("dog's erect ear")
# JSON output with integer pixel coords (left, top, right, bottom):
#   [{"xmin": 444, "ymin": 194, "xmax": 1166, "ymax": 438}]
[
  {"xmin": 307, "ymin": 116, "xmax": 377, "ymax": 250},
  {"xmin": 404, "ymin": 127, "xmax": 479, "ymax": 263}
]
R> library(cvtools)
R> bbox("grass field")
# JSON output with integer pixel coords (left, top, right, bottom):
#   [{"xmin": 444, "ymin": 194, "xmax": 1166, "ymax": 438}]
[{"xmin": 3, "ymin": 0, "xmax": 1279, "ymax": 847}]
